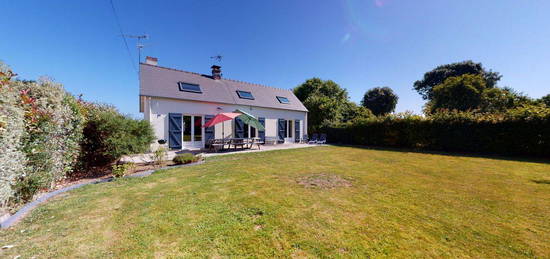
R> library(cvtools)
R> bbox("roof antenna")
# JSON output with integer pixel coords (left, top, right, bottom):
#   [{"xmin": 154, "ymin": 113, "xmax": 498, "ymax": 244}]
[
  {"xmin": 210, "ymin": 55, "xmax": 223, "ymax": 63},
  {"xmin": 125, "ymin": 34, "xmax": 149, "ymax": 64}
]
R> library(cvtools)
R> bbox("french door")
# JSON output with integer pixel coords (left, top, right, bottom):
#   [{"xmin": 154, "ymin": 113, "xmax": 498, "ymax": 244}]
[{"xmin": 182, "ymin": 115, "xmax": 202, "ymax": 147}]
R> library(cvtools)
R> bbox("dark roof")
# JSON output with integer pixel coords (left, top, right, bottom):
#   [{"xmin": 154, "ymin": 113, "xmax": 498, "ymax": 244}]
[{"xmin": 139, "ymin": 63, "xmax": 308, "ymax": 112}]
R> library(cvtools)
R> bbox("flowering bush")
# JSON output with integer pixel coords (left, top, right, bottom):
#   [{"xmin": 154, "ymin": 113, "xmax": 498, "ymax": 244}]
[
  {"xmin": 0, "ymin": 63, "xmax": 26, "ymax": 208},
  {"xmin": 1, "ymin": 61, "xmax": 153, "ymax": 209}
]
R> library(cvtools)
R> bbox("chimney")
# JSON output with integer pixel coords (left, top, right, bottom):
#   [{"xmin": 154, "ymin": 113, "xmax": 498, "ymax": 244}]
[
  {"xmin": 145, "ymin": 56, "xmax": 158, "ymax": 66},
  {"xmin": 211, "ymin": 65, "xmax": 221, "ymax": 80}
]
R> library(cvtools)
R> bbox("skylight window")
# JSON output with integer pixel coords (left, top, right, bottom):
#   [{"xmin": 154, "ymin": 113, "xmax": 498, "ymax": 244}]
[
  {"xmin": 276, "ymin": 96, "xmax": 290, "ymax": 104},
  {"xmin": 236, "ymin": 90, "xmax": 254, "ymax": 100},
  {"xmin": 178, "ymin": 82, "xmax": 202, "ymax": 93}
]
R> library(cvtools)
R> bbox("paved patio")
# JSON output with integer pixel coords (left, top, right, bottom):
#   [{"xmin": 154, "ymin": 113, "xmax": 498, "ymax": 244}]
[{"xmin": 121, "ymin": 143, "xmax": 321, "ymax": 163}]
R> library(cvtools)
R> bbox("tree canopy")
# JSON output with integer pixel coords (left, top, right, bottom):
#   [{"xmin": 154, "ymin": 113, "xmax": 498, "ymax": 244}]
[
  {"xmin": 414, "ymin": 60, "xmax": 501, "ymax": 100},
  {"xmin": 294, "ymin": 78, "xmax": 356, "ymax": 133},
  {"xmin": 430, "ymin": 74, "xmax": 486, "ymax": 112},
  {"xmin": 427, "ymin": 74, "xmax": 533, "ymax": 114},
  {"xmin": 361, "ymin": 87, "xmax": 398, "ymax": 116},
  {"xmin": 540, "ymin": 94, "xmax": 550, "ymax": 107}
]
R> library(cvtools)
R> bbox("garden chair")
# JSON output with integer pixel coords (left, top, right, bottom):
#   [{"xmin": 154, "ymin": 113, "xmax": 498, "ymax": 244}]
[
  {"xmin": 308, "ymin": 133, "xmax": 319, "ymax": 144},
  {"xmin": 317, "ymin": 134, "xmax": 327, "ymax": 144}
]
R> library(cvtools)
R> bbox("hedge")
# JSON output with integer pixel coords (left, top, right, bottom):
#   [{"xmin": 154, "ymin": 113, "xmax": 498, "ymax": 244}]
[
  {"xmin": 325, "ymin": 108, "xmax": 550, "ymax": 157},
  {"xmin": 0, "ymin": 62, "xmax": 155, "ymax": 209}
]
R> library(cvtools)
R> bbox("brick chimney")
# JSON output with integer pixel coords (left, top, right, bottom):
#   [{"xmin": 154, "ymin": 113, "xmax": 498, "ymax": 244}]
[
  {"xmin": 145, "ymin": 56, "xmax": 158, "ymax": 66},
  {"xmin": 211, "ymin": 65, "xmax": 221, "ymax": 80}
]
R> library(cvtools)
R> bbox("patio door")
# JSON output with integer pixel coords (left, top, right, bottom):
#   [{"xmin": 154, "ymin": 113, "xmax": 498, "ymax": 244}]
[
  {"xmin": 183, "ymin": 115, "xmax": 192, "ymax": 144},
  {"xmin": 182, "ymin": 115, "xmax": 203, "ymax": 148}
]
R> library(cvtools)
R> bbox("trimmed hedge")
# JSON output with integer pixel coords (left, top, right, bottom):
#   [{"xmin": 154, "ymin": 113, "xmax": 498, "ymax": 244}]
[{"xmin": 325, "ymin": 107, "xmax": 550, "ymax": 157}]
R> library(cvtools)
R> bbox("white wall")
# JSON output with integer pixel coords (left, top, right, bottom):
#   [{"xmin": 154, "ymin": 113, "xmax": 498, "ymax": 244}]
[{"xmin": 145, "ymin": 97, "xmax": 307, "ymax": 149}]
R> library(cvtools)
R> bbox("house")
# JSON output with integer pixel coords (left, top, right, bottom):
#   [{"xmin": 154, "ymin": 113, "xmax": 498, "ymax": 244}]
[{"xmin": 139, "ymin": 57, "xmax": 308, "ymax": 150}]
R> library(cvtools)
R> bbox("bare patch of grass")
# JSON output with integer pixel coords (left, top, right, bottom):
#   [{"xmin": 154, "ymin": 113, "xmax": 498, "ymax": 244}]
[{"xmin": 297, "ymin": 173, "xmax": 352, "ymax": 189}]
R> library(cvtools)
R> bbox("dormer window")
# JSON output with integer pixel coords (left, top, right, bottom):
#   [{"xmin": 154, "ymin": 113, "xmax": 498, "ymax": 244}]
[
  {"xmin": 178, "ymin": 82, "xmax": 202, "ymax": 93},
  {"xmin": 236, "ymin": 90, "xmax": 254, "ymax": 100},
  {"xmin": 276, "ymin": 96, "xmax": 290, "ymax": 104}
]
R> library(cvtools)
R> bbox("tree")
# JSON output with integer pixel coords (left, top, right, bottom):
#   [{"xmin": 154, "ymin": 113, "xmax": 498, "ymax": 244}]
[
  {"xmin": 540, "ymin": 94, "xmax": 550, "ymax": 107},
  {"xmin": 480, "ymin": 87, "xmax": 533, "ymax": 113},
  {"xmin": 430, "ymin": 74, "xmax": 486, "ymax": 112},
  {"xmin": 361, "ymin": 87, "xmax": 398, "ymax": 116},
  {"xmin": 414, "ymin": 60, "xmax": 501, "ymax": 100},
  {"xmin": 341, "ymin": 101, "xmax": 374, "ymax": 122},
  {"xmin": 294, "ymin": 78, "xmax": 349, "ymax": 132}
]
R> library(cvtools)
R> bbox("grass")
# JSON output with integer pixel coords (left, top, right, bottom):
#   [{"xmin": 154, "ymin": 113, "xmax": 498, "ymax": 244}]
[{"xmin": 1, "ymin": 146, "xmax": 549, "ymax": 258}]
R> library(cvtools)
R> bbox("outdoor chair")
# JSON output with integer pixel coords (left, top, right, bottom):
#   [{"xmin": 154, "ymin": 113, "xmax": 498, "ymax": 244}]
[
  {"xmin": 308, "ymin": 133, "xmax": 319, "ymax": 144},
  {"xmin": 301, "ymin": 134, "xmax": 308, "ymax": 144},
  {"xmin": 317, "ymin": 133, "xmax": 327, "ymax": 144}
]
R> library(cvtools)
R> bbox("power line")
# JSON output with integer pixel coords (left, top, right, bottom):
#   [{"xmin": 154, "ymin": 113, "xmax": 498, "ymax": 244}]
[{"xmin": 109, "ymin": 0, "xmax": 137, "ymax": 73}]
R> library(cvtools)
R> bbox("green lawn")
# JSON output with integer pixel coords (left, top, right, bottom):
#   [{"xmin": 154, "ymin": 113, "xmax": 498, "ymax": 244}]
[{"xmin": 1, "ymin": 146, "xmax": 549, "ymax": 258}]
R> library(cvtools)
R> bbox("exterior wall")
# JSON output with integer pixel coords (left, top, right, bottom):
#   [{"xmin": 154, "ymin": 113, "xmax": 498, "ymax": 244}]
[{"xmin": 145, "ymin": 97, "xmax": 307, "ymax": 149}]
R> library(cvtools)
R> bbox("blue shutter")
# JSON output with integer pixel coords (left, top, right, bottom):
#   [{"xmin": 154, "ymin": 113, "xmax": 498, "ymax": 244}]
[
  {"xmin": 277, "ymin": 119, "xmax": 286, "ymax": 143},
  {"xmin": 204, "ymin": 115, "xmax": 215, "ymax": 142},
  {"xmin": 235, "ymin": 117, "xmax": 244, "ymax": 138},
  {"xmin": 295, "ymin": 120, "xmax": 300, "ymax": 143},
  {"xmin": 258, "ymin": 117, "xmax": 265, "ymax": 142},
  {"xmin": 168, "ymin": 113, "xmax": 182, "ymax": 149}
]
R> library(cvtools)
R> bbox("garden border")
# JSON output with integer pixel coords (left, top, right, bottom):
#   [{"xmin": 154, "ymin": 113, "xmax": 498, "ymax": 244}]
[{"xmin": 0, "ymin": 160, "xmax": 204, "ymax": 229}]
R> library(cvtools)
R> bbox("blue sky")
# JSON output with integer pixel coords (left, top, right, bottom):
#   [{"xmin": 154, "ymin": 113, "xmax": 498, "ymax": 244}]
[{"xmin": 2, "ymin": 0, "xmax": 550, "ymax": 117}]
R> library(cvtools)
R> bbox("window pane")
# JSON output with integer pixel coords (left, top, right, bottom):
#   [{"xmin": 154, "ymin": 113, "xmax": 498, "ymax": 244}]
[
  {"xmin": 194, "ymin": 116, "xmax": 202, "ymax": 141},
  {"xmin": 276, "ymin": 96, "xmax": 290, "ymax": 104},
  {"xmin": 236, "ymin": 90, "xmax": 254, "ymax": 100},
  {"xmin": 183, "ymin": 116, "xmax": 192, "ymax": 142},
  {"xmin": 250, "ymin": 126, "xmax": 256, "ymax": 138},
  {"xmin": 178, "ymin": 82, "xmax": 202, "ymax": 93},
  {"xmin": 243, "ymin": 123, "xmax": 249, "ymax": 138},
  {"xmin": 288, "ymin": 120, "xmax": 293, "ymax": 138}
]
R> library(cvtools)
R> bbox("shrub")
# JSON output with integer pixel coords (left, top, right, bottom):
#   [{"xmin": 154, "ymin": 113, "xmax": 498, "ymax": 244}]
[
  {"xmin": 151, "ymin": 147, "xmax": 167, "ymax": 166},
  {"xmin": 0, "ymin": 63, "xmax": 27, "ymax": 207},
  {"xmin": 79, "ymin": 104, "xmax": 155, "ymax": 170},
  {"xmin": 173, "ymin": 153, "xmax": 199, "ymax": 165},
  {"xmin": 112, "ymin": 162, "xmax": 135, "ymax": 178},
  {"xmin": 1, "ymin": 66, "xmax": 86, "ymax": 207},
  {"xmin": 0, "ymin": 61, "xmax": 155, "ymax": 209}
]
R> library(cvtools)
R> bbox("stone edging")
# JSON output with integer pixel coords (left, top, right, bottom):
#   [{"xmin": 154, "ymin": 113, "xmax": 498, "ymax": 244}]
[{"xmin": 0, "ymin": 160, "xmax": 204, "ymax": 229}]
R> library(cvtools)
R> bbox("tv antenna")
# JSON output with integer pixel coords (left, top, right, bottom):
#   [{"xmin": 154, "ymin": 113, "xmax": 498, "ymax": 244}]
[
  {"xmin": 210, "ymin": 55, "xmax": 223, "ymax": 63},
  {"xmin": 124, "ymin": 34, "xmax": 149, "ymax": 64}
]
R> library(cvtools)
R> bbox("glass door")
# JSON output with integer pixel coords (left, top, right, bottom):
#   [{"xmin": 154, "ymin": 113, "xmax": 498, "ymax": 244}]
[
  {"xmin": 182, "ymin": 115, "xmax": 203, "ymax": 147},
  {"xmin": 183, "ymin": 115, "xmax": 192, "ymax": 143}
]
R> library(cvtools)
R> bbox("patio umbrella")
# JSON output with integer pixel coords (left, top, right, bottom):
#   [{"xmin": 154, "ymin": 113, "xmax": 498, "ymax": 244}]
[
  {"xmin": 234, "ymin": 109, "xmax": 265, "ymax": 131},
  {"xmin": 202, "ymin": 112, "xmax": 242, "ymax": 139}
]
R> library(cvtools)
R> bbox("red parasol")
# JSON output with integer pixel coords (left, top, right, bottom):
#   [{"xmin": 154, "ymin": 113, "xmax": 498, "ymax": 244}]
[{"xmin": 203, "ymin": 112, "xmax": 241, "ymax": 127}]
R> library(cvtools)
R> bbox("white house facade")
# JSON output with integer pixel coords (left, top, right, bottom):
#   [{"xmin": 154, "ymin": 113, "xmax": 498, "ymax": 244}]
[{"xmin": 139, "ymin": 57, "xmax": 308, "ymax": 150}]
